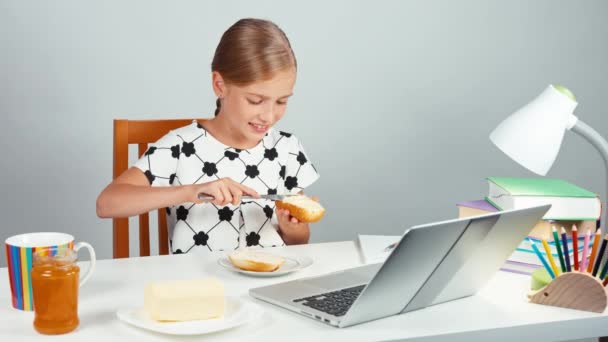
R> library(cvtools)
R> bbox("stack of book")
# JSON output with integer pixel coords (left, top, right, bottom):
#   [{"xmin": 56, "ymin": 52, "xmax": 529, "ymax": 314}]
[{"xmin": 457, "ymin": 177, "xmax": 601, "ymax": 275}]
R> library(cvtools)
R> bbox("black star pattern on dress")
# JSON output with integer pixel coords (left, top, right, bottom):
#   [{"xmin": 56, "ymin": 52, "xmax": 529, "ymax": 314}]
[
  {"xmin": 246, "ymin": 232, "xmax": 261, "ymax": 246},
  {"xmin": 176, "ymin": 205, "xmax": 189, "ymax": 221},
  {"xmin": 285, "ymin": 176, "xmax": 298, "ymax": 190},
  {"xmin": 297, "ymin": 151, "xmax": 308, "ymax": 165},
  {"xmin": 279, "ymin": 165, "xmax": 286, "ymax": 179},
  {"xmin": 169, "ymin": 173, "xmax": 176, "ymax": 185},
  {"xmin": 174, "ymin": 249, "xmax": 183, "ymax": 254},
  {"xmin": 202, "ymin": 162, "xmax": 218, "ymax": 177},
  {"xmin": 218, "ymin": 207, "xmax": 234, "ymax": 221},
  {"xmin": 224, "ymin": 150, "xmax": 239, "ymax": 160},
  {"xmin": 181, "ymin": 142, "xmax": 196, "ymax": 157},
  {"xmin": 263, "ymin": 205, "xmax": 273, "ymax": 219},
  {"xmin": 166, "ymin": 207, "xmax": 171, "ymax": 215},
  {"xmin": 145, "ymin": 146, "xmax": 157, "ymax": 156},
  {"xmin": 241, "ymin": 201, "xmax": 284, "ymax": 249},
  {"xmin": 280, "ymin": 131, "xmax": 292, "ymax": 137},
  {"xmin": 193, "ymin": 231, "xmax": 209, "ymax": 246},
  {"xmin": 264, "ymin": 148, "xmax": 278, "ymax": 161},
  {"xmin": 245, "ymin": 165, "xmax": 260, "ymax": 178},
  {"xmin": 144, "ymin": 170, "xmax": 155, "ymax": 184},
  {"xmin": 171, "ymin": 145, "xmax": 180, "ymax": 159},
  {"xmin": 267, "ymin": 188, "xmax": 277, "ymax": 195}
]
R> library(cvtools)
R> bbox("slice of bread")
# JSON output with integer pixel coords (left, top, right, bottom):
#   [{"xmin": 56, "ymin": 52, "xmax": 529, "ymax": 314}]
[
  {"xmin": 228, "ymin": 249, "xmax": 285, "ymax": 272},
  {"xmin": 276, "ymin": 194, "xmax": 325, "ymax": 223}
]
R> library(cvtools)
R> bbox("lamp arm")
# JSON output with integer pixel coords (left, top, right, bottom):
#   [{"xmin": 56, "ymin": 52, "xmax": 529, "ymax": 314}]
[{"xmin": 570, "ymin": 119, "xmax": 608, "ymax": 234}]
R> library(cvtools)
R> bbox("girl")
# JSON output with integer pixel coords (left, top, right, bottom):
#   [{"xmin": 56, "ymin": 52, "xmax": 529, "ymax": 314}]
[{"xmin": 96, "ymin": 18, "xmax": 320, "ymax": 253}]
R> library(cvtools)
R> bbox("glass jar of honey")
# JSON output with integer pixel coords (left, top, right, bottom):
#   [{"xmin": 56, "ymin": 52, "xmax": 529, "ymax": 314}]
[{"xmin": 31, "ymin": 248, "xmax": 80, "ymax": 334}]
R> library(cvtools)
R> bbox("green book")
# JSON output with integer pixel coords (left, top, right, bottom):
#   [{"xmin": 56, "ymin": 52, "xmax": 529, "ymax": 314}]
[{"xmin": 485, "ymin": 177, "xmax": 600, "ymax": 221}]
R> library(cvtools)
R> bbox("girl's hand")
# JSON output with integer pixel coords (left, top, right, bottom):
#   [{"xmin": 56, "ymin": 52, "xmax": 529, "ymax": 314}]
[
  {"xmin": 276, "ymin": 196, "xmax": 319, "ymax": 244},
  {"xmin": 185, "ymin": 178, "xmax": 260, "ymax": 206}
]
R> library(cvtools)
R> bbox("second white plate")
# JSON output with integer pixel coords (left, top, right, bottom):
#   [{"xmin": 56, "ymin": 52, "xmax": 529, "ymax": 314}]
[
  {"xmin": 218, "ymin": 254, "xmax": 313, "ymax": 277},
  {"xmin": 116, "ymin": 297, "xmax": 263, "ymax": 335}
]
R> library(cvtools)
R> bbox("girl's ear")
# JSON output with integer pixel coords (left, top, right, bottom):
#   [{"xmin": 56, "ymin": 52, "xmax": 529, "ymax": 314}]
[{"xmin": 212, "ymin": 71, "xmax": 226, "ymax": 98}]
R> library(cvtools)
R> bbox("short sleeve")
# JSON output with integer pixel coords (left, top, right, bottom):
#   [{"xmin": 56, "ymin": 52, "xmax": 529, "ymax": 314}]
[
  {"xmin": 133, "ymin": 131, "xmax": 181, "ymax": 187},
  {"xmin": 280, "ymin": 135, "xmax": 320, "ymax": 194}
]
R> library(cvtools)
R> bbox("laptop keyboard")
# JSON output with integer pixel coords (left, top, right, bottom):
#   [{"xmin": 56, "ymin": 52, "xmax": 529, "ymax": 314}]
[{"xmin": 292, "ymin": 284, "xmax": 366, "ymax": 317}]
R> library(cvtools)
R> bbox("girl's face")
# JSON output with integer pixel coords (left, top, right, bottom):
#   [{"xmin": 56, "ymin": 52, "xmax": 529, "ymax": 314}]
[{"xmin": 213, "ymin": 68, "xmax": 296, "ymax": 143}]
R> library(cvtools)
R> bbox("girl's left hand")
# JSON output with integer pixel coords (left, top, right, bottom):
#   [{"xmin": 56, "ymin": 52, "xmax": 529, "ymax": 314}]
[
  {"xmin": 276, "ymin": 207, "xmax": 306, "ymax": 229},
  {"xmin": 276, "ymin": 196, "xmax": 319, "ymax": 244}
]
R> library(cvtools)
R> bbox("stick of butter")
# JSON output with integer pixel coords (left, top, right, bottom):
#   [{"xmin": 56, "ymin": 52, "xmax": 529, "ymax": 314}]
[{"xmin": 144, "ymin": 278, "xmax": 225, "ymax": 321}]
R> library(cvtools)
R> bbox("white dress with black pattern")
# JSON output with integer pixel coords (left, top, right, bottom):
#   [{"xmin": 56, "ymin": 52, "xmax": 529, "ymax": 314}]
[{"xmin": 133, "ymin": 120, "xmax": 320, "ymax": 254}]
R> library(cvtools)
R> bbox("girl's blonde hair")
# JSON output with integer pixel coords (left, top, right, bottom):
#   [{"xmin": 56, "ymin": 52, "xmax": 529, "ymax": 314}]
[{"xmin": 212, "ymin": 18, "xmax": 297, "ymax": 115}]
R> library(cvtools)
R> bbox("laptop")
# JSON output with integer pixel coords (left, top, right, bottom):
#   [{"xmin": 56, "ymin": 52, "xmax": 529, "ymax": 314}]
[{"xmin": 249, "ymin": 205, "xmax": 551, "ymax": 328}]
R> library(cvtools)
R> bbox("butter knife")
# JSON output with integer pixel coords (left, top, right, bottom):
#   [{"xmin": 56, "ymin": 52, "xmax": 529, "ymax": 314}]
[{"xmin": 197, "ymin": 193, "xmax": 298, "ymax": 201}]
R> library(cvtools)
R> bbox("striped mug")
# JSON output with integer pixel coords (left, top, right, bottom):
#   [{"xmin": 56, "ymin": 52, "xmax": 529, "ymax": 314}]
[{"xmin": 5, "ymin": 233, "xmax": 96, "ymax": 311}]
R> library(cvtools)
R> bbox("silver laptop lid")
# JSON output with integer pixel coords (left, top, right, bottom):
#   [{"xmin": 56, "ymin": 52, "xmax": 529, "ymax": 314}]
[{"xmin": 338, "ymin": 205, "xmax": 550, "ymax": 327}]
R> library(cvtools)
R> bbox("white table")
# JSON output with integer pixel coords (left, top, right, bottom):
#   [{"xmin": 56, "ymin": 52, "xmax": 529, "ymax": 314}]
[{"xmin": 1, "ymin": 241, "xmax": 607, "ymax": 341}]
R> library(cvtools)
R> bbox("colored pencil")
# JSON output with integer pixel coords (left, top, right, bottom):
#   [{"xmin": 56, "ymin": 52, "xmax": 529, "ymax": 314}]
[
  {"xmin": 593, "ymin": 234, "xmax": 608, "ymax": 277},
  {"xmin": 600, "ymin": 247, "xmax": 608, "ymax": 280},
  {"xmin": 572, "ymin": 226, "xmax": 579, "ymax": 271},
  {"xmin": 603, "ymin": 277, "xmax": 608, "ymax": 287},
  {"xmin": 542, "ymin": 238, "xmax": 560, "ymax": 277},
  {"xmin": 552, "ymin": 226, "xmax": 566, "ymax": 273},
  {"xmin": 580, "ymin": 229, "xmax": 591, "ymax": 272},
  {"xmin": 587, "ymin": 230, "xmax": 601, "ymax": 273},
  {"xmin": 561, "ymin": 227, "xmax": 571, "ymax": 272},
  {"xmin": 528, "ymin": 238, "xmax": 555, "ymax": 279}
]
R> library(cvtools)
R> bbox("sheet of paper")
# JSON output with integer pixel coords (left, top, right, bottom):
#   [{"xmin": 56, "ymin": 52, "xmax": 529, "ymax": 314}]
[{"xmin": 357, "ymin": 234, "xmax": 401, "ymax": 264}]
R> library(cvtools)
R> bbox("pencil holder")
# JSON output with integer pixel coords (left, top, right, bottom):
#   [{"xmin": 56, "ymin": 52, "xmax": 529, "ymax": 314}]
[{"xmin": 528, "ymin": 272, "xmax": 608, "ymax": 313}]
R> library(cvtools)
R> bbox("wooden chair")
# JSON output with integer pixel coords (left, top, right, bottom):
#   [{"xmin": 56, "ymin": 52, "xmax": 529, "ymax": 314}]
[{"xmin": 113, "ymin": 119, "xmax": 205, "ymax": 258}]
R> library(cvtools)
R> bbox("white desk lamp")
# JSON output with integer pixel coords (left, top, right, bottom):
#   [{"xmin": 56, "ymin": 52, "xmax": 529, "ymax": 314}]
[{"xmin": 490, "ymin": 84, "xmax": 608, "ymax": 233}]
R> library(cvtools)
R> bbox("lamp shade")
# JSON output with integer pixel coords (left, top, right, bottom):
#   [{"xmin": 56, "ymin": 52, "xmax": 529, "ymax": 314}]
[{"xmin": 489, "ymin": 85, "xmax": 579, "ymax": 175}]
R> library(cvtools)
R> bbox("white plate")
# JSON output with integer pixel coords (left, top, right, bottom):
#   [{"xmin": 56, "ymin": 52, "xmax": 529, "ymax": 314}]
[
  {"xmin": 116, "ymin": 297, "xmax": 263, "ymax": 335},
  {"xmin": 218, "ymin": 254, "xmax": 313, "ymax": 277}
]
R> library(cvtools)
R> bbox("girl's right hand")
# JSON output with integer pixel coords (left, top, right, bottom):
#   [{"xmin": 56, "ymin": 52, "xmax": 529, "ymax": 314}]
[{"xmin": 185, "ymin": 178, "xmax": 260, "ymax": 206}]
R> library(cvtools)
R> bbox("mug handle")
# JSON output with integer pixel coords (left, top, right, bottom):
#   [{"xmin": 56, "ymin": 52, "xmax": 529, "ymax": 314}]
[{"xmin": 73, "ymin": 242, "xmax": 96, "ymax": 287}]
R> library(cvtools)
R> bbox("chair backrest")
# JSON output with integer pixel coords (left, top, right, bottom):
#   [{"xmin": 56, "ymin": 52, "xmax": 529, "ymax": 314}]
[{"xmin": 112, "ymin": 119, "xmax": 205, "ymax": 258}]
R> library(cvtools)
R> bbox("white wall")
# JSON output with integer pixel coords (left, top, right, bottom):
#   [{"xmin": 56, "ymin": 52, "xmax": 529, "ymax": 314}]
[{"xmin": 1, "ymin": 0, "xmax": 608, "ymax": 266}]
